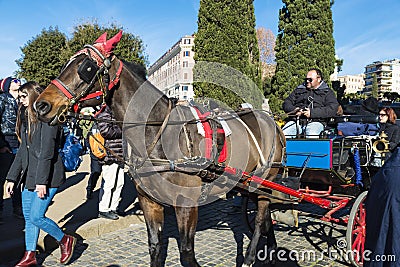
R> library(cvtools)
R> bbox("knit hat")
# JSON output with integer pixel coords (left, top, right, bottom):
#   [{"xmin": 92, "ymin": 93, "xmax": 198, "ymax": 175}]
[{"xmin": 0, "ymin": 77, "xmax": 13, "ymax": 93}]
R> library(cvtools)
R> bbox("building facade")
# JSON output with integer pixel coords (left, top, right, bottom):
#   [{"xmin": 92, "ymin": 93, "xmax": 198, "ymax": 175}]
[
  {"xmin": 364, "ymin": 59, "xmax": 400, "ymax": 95},
  {"xmin": 147, "ymin": 35, "xmax": 195, "ymax": 101},
  {"xmin": 337, "ymin": 74, "xmax": 365, "ymax": 94}
]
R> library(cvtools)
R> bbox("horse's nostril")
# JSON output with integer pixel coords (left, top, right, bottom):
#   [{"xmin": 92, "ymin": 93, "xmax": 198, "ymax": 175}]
[{"xmin": 34, "ymin": 100, "xmax": 51, "ymax": 116}]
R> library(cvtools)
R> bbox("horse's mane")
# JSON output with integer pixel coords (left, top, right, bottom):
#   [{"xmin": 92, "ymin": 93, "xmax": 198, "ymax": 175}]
[
  {"xmin": 120, "ymin": 59, "xmax": 147, "ymax": 80},
  {"xmin": 119, "ymin": 58, "xmax": 171, "ymax": 104}
]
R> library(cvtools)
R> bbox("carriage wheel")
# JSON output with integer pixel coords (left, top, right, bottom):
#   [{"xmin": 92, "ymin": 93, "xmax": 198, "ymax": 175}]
[
  {"xmin": 346, "ymin": 190, "xmax": 368, "ymax": 267},
  {"xmin": 241, "ymin": 195, "xmax": 258, "ymax": 234}
]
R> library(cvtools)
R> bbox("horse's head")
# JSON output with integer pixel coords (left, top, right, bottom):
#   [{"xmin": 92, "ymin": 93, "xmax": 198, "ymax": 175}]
[{"xmin": 35, "ymin": 30, "xmax": 123, "ymax": 125}]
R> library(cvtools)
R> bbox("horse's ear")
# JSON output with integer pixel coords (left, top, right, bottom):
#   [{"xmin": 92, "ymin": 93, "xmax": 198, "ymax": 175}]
[
  {"xmin": 104, "ymin": 30, "xmax": 123, "ymax": 55},
  {"xmin": 94, "ymin": 32, "xmax": 108, "ymax": 44}
]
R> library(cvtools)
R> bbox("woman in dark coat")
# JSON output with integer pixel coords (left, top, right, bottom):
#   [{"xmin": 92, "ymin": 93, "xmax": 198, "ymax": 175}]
[
  {"xmin": 365, "ymin": 147, "xmax": 400, "ymax": 266},
  {"xmin": 378, "ymin": 107, "xmax": 400, "ymax": 152},
  {"xmin": 5, "ymin": 82, "xmax": 76, "ymax": 266}
]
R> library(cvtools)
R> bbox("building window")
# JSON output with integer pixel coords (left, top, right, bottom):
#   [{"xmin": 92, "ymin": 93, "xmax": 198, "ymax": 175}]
[
  {"xmin": 182, "ymin": 86, "xmax": 188, "ymax": 91},
  {"xmin": 183, "ymin": 51, "xmax": 190, "ymax": 57},
  {"xmin": 183, "ymin": 61, "xmax": 188, "ymax": 67},
  {"xmin": 184, "ymin": 39, "xmax": 191, "ymax": 44},
  {"xmin": 184, "ymin": 73, "xmax": 188, "ymax": 80}
]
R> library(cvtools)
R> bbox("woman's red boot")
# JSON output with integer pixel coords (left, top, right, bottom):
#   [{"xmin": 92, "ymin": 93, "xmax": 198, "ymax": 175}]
[
  {"xmin": 59, "ymin": 234, "xmax": 77, "ymax": 264},
  {"xmin": 15, "ymin": 251, "xmax": 37, "ymax": 267}
]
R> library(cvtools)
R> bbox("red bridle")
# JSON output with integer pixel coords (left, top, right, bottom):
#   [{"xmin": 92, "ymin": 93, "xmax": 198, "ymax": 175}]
[{"xmin": 50, "ymin": 44, "xmax": 123, "ymax": 115}]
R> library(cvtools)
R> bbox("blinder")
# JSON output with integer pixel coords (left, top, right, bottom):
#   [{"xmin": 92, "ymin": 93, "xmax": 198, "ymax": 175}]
[{"xmin": 78, "ymin": 58, "xmax": 99, "ymax": 83}]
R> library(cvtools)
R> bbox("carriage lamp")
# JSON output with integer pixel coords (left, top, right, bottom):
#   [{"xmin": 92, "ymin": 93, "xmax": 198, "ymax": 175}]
[{"xmin": 372, "ymin": 131, "xmax": 389, "ymax": 154}]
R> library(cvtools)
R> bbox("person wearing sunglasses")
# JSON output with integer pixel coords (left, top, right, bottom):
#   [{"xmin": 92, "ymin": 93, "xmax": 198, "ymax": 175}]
[
  {"xmin": 5, "ymin": 81, "xmax": 76, "ymax": 266},
  {"xmin": 0, "ymin": 76, "xmax": 23, "ymax": 223},
  {"xmin": 282, "ymin": 68, "xmax": 339, "ymax": 138},
  {"xmin": 378, "ymin": 107, "xmax": 400, "ymax": 153},
  {"xmin": 364, "ymin": 110, "xmax": 400, "ymax": 267}
]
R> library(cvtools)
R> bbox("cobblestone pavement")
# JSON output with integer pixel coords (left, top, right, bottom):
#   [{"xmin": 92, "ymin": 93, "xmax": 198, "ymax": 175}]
[{"xmin": 13, "ymin": 198, "xmax": 353, "ymax": 267}]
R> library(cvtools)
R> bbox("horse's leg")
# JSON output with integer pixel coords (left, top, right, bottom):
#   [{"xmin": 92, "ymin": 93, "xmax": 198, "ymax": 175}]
[
  {"xmin": 175, "ymin": 205, "xmax": 201, "ymax": 267},
  {"xmin": 263, "ymin": 202, "xmax": 277, "ymax": 265},
  {"xmin": 243, "ymin": 197, "xmax": 276, "ymax": 266},
  {"xmin": 138, "ymin": 193, "xmax": 165, "ymax": 267}
]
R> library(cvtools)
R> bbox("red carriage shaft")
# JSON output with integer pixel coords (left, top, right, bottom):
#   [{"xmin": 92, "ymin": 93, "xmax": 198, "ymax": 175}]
[{"xmin": 224, "ymin": 166, "xmax": 334, "ymax": 209}]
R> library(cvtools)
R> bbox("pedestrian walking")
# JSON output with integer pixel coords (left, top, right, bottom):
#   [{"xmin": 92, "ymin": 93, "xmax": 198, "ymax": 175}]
[{"xmin": 5, "ymin": 81, "xmax": 76, "ymax": 266}]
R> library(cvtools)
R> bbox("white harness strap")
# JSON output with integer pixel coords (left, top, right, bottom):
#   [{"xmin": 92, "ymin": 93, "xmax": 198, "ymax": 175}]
[
  {"xmin": 233, "ymin": 115, "xmax": 267, "ymax": 166},
  {"xmin": 189, "ymin": 107, "xmax": 232, "ymax": 137}
]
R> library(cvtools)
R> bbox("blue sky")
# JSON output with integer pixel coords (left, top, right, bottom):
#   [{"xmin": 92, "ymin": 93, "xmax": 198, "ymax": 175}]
[{"xmin": 0, "ymin": 0, "xmax": 399, "ymax": 78}]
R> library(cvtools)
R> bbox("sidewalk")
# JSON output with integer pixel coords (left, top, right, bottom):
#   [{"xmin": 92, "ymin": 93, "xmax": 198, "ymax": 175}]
[{"xmin": 0, "ymin": 154, "xmax": 145, "ymax": 265}]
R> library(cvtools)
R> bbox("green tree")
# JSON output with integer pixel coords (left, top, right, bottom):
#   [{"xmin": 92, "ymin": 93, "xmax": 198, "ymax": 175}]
[
  {"xmin": 335, "ymin": 57, "xmax": 344, "ymax": 73},
  {"xmin": 16, "ymin": 27, "xmax": 67, "ymax": 87},
  {"xmin": 66, "ymin": 22, "xmax": 148, "ymax": 66},
  {"xmin": 193, "ymin": 0, "xmax": 262, "ymax": 109},
  {"xmin": 16, "ymin": 22, "xmax": 147, "ymax": 88},
  {"xmin": 372, "ymin": 73, "xmax": 379, "ymax": 99},
  {"xmin": 269, "ymin": 0, "xmax": 336, "ymax": 113}
]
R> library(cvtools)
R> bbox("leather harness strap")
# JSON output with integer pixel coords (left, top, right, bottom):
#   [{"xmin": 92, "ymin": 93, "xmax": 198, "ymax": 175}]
[{"xmin": 51, "ymin": 46, "xmax": 124, "ymax": 117}]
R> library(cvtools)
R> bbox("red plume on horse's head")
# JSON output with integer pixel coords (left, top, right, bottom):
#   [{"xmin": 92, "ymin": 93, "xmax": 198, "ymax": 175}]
[{"xmin": 93, "ymin": 30, "xmax": 123, "ymax": 57}]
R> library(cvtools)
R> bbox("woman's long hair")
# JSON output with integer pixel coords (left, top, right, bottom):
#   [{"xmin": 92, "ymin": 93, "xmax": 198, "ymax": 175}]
[
  {"xmin": 380, "ymin": 107, "xmax": 397, "ymax": 124},
  {"xmin": 16, "ymin": 81, "xmax": 44, "ymax": 142}
]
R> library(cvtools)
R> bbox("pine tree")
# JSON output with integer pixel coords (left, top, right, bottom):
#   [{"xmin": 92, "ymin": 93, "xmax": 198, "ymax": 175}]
[
  {"xmin": 193, "ymin": 0, "xmax": 262, "ymax": 109},
  {"xmin": 269, "ymin": 0, "xmax": 336, "ymax": 113}
]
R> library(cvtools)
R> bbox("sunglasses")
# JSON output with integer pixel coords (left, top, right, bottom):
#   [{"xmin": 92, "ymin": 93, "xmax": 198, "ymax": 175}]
[
  {"xmin": 379, "ymin": 113, "xmax": 387, "ymax": 117},
  {"xmin": 304, "ymin": 78, "xmax": 313, "ymax": 83}
]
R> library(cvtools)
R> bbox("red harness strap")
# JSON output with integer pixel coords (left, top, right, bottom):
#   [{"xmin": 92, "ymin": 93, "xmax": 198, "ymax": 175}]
[
  {"xmin": 217, "ymin": 128, "xmax": 227, "ymax": 163},
  {"xmin": 51, "ymin": 60, "xmax": 124, "ymax": 114},
  {"xmin": 108, "ymin": 60, "xmax": 124, "ymax": 90},
  {"xmin": 193, "ymin": 107, "xmax": 227, "ymax": 163},
  {"xmin": 51, "ymin": 79, "xmax": 74, "ymax": 99}
]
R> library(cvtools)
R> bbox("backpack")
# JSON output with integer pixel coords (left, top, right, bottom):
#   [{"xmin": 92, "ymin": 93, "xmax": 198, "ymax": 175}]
[
  {"xmin": 88, "ymin": 127, "xmax": 107, "ymax": 159},
  {"xmin": 60, "ymin": 126, "xmax": 83, "ymax": 172}
]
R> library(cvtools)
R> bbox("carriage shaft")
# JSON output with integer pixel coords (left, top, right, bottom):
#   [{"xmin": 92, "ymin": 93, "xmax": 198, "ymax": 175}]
[{"xmin": 250, "ymin": 175, "xmax": 334, "ymax": 209}]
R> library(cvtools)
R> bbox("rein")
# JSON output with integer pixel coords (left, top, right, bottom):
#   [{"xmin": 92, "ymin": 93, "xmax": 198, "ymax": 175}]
[{"xmin": 65, "ymin": 108, "xmax": 259, "ymax": 126}]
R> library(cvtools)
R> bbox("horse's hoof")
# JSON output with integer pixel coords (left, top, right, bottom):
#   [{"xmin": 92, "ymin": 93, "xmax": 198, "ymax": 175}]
[{"xmin": 242, "ymin": 264, "xmax": 252, "ymax": 267}]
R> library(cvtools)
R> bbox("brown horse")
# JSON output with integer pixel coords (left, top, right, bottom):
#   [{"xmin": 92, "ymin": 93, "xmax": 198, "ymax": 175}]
[{"xmin": 35, "ymin": 31, "xmax": 286, "ymax": 266}]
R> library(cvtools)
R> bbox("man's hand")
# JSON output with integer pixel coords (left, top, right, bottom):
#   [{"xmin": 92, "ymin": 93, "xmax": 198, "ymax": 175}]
[
  {"xmin": 35, "ymin": 185, "xmax": 47, "ymax": 198},
  {"xmin": 5, "ymin": 181, "xmax": 15, "ymax": 196},
  {"xmin": 0, "ymin": 147, "xmax": 11, "ymax": 153},
  {"xmin": 303, "ymin": 108, "xmax": 311, "ymax": 118},
  {"xmin": 294, "ymin": 107, "xmax": 303, "ymax": 117}
]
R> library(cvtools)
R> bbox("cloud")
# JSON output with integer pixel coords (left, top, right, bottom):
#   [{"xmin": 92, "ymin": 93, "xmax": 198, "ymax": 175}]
[
  {"xmin": 336, "ymin": 21, "xmax": 400, "ymax": 75},
  {"xmin": 337, "ymin": 37, "xmax": 400, "ymax": 75}
]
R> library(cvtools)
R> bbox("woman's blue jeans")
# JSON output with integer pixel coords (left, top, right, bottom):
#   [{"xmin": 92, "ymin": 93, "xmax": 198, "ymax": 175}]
[{"xmin": 22, "ymin": 188, "xmax": 64, "ymax": 251}]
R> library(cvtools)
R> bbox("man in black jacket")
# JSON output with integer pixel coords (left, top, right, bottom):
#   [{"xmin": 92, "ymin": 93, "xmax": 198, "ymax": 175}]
[
  {"xmin": 282, "ymin": 68, "xmax": 339, "ymax": 138},
  {"xmin": 0, "ymin": 77, "xmax": 23, "ymax": 221},
  {"xmin": 96, "ymin": 106, "xmax": 125, "ymax": 220}
]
